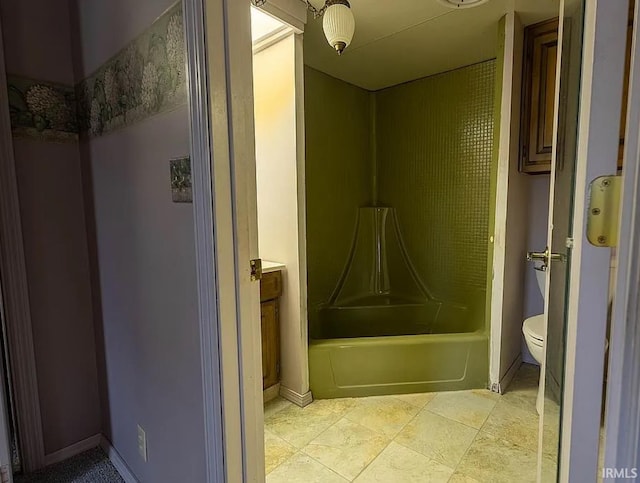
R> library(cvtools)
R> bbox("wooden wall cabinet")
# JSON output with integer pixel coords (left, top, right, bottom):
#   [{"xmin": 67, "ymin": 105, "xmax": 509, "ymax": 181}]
[
  {"xmin": 260, "ymin": 270, "xmax": 282, "ymax": 390},
  {"xmin": 520, "ymin": 9, "xmax": 633, "ymax": 174},
  {"xmin": 520, "ymin": 18, "xmax": 559, "ymax": 174}
]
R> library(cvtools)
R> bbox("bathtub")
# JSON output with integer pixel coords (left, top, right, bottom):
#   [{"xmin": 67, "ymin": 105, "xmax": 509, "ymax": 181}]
[{"xmin": 308, "ymin": 300, "xmax": 488, "ymax": 399}]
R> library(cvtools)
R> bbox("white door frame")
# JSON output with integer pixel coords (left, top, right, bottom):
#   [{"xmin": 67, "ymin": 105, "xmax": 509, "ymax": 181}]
[
  {"xmin": 217, "ymin": 0, "xmax": 265, "ymax": 480},
  {"xmin": 544, "ymin": 1, "xmax": 628, "ymax": 482},
  {"xmin": 191, "ymin": 0, "xmax": 309, "ymax": 480},
  {"xmin": 187, "ymin": 0, "xmax": 266, "ymax": 480},
  {"xmin": 0, "ymin": 10, "xmax": 46, "ymax": 474},
  {"xmin": 603, "ymin": 0, "xmax": 640, "ymax": 476},
  {"xmin": 184, "ymin": 0, "xmax": 228, "ymax": 481},
  {"xmin": 489, "ymin": 10, "xmax": 528, "ymax": 393}
]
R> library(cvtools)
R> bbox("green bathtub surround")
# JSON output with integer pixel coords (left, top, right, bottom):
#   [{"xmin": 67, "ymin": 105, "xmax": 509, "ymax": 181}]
[
  {"xmin": 308, "ymin": 332, "xmax": 489, "ymax": 398},
  {"xmin": 312, "ymin": 301, "xmax": 485, "ymax": 340},
  {"xmin": 375, "ymin": 61, "xmax": 495, "ymax": 308},
  {"xmin": 327, "ymin": 207, "xmax": 432, "ymax": 306},
  {"xmin": 305, "ymin": 61, "xmax": 496, "ymax": 397},
  {"xmin": 304, "ymin": 67, "xmax": 373, "ymax": 319},
  {"xmin": 305, "ymin": 61, "xmax": 496, "ymax": 324}
]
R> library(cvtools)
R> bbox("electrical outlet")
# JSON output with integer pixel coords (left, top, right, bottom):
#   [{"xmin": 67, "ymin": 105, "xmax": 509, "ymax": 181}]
[{"xmin": 137, "ymin": 425, "xmax": 148, "ymax": 462}]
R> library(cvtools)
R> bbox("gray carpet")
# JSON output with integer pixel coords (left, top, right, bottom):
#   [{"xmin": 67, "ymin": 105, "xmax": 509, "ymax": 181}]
[{"xmin": 15, "ymin": 448, "xmax": 124, "ymax": 483}]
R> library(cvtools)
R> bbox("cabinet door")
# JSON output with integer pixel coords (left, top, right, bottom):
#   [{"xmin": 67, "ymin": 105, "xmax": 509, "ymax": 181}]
[
  {"xmin": 520, "ymin": 18, "xmax": 559, "ymax": 174},
  {"xmin": 261, "ymin": 300, "xmax": 280, "ymax": 390},
  {"xmin": 260, "ymin": 271, "xmax": 282, "ymax": 302}
]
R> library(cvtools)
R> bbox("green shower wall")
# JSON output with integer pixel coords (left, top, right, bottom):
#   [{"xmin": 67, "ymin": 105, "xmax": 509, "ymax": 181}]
[
  {"xmin": 376, "ymin": 61, "xmax": 496, "ymax": 309},
  {"xmin": 305, "ymin": 61, "xmax": 496, "ymax": 321},
  {"xmin": 304, "ymin": 67, "xmax": 372, "ymax": 311}
]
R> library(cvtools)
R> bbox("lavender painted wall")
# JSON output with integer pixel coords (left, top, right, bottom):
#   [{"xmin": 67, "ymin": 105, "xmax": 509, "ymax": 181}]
[
  {"xmin": 72, "ymin": 1, "xmax": 207, "ymax": 481},
  {"xmin": 0, "ymin": 0, "xmax": 75, "ymax": 84},
  {"xmin": 86, "ymin": 112, "xmax": 205, "ymax": 482},
  {"xmin": 523, "ymin": 174, "xmax": 551, "ymax": 364},
  {"xmin": 74, "ymin": 0, "xmax": 177, "ymax": 77},
  {"xmin": 0, "ymin": 0, "xmax": 101, "ymax": 455},
  {"xmin": 12, "ymin": 141, "xmax": 101, "ymax": 453}
]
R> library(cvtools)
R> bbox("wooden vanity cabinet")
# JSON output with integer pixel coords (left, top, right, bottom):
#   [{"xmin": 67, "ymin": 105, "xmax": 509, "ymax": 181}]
[
  {"xmin": 520, "ymin": 18, "xmax": 559, "ymax": 174},
  {"xmin": 260, "ymin": 270, "xmax": 282, "ymax": 390}
]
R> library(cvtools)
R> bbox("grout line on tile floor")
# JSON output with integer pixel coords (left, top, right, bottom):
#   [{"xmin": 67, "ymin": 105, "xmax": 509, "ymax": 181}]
[
  {"xmin": 264, "ymin": 434, "xmax": 294, "ymax": 476},
  {"xmin": 304, "ymin": 415, "xmax": 393, "ymax": 481},
  {"xmin": 449, "ymin": 424, "xmax": 483, "ymax": 481},
  {"xmin": 355, "ymin": 396, "xmax": 426, "ymax": 439},
  {"xmin": 265, "ymin": 366, "xmax": 541, "ymax": 482},
  {"xmin": 308, "ymin": 451, "xmax": 351, "ymax": 481},
  {"xmin": 300, "ymin": 413, "xmax": 347, "ymax": 448},
  {"xmin": 293, "ymin": 450, "xmax": 350, "ymax": 481},
  {"xmin": 348, "ymin": 437, "xmax": 394, "ymax": 481},
  {"xmin": 422, "ymin": 406, "xmax": 490, "ymax": 432},
  {"xmin": 339, "ymin": 397, "xmax": 434, "ymax": 481}
]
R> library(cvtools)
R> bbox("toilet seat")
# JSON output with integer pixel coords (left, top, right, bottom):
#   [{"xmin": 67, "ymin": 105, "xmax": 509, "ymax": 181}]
[{"xmin": 523, "ymin": 314, "xmax": 545, "ymax": 344}]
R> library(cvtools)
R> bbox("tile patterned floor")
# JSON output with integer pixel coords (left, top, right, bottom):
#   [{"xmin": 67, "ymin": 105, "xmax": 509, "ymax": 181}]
[
  {"xmin": 15, "ymin": 448, "xmax": 123, "ymax": 483},
  {"xmin": 264, "ymin": 364, "xmax": 559, "ymax": 483}
]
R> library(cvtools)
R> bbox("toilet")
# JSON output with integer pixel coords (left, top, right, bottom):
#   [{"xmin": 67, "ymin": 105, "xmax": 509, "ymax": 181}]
[{"xmin": 522, "ymin": 261, "xmax": 547, "ymax": 414}]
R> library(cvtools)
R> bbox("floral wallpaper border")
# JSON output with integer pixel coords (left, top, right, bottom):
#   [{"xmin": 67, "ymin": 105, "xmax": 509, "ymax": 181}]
[
  {"xmin": 7, "ymin": 76, "xmax": 79, "ymax": 143},
  {"xmin": 77, "ymin": 2, "xmax": 186, "ymax": 138},
  {"xmin": 6, "ymin": 1, "xmax": 186, "ymax": 143}
]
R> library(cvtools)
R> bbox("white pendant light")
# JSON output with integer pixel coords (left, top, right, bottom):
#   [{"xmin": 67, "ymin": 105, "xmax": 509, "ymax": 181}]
[
  {"xmin": 253, "ymin": 0, "xmax": 357, "ymax": 56},
  {"xmin": 322, "ymin": 0, "xmax": 355, "ymax": 55}
]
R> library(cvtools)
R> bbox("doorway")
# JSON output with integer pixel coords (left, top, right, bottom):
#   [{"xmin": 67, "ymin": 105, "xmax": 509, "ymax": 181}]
[
  {"xmin": 250, "ymin": 6, "xmax": 310, "ymax": 408},
  {"xmin": 228, "ymin": 0, "xmax": 636, "ymax": 483}
]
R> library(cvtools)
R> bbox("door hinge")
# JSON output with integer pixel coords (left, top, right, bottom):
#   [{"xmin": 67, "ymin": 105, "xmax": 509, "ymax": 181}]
[
  {"xmin": 250, "ymin": 258, "xmax": 262, "ymax": 281},
  {"xmin": 587, "ymin": 175, "xmax": 622, "ymax": 247},
  {"xmin": 566, "ymin": 237, "xmax": 574, "ymax": 249}
]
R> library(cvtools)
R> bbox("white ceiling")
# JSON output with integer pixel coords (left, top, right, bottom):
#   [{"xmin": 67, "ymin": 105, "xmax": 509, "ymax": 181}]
[
  {"xmin": 251, "ymin": 7, "xmax": 286, "ymax": 42},
  {"xmin": 303, "ymin": 0, "xmax": 560, "ymax": 90}
]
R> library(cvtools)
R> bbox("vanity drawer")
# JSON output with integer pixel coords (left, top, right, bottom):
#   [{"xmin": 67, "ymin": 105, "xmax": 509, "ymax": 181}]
[{"xmin": 260, "ymin": 271, "xmax": 282, "ymax": 302}]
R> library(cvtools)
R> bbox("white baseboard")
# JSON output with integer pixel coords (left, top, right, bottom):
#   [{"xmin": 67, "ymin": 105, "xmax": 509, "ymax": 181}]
[
  {"xmin": 279, "ymin": 385, "xmax": 313, "ymax": 407},
  {"xmin": 496, "ymin": 354, "xmax": 523, "ymax": 394},
  {"xmin": 99, "ymin": 436, "xmax": 138, "ymax": 483},
  {"xmin": 263, "ymin": 383, "xmax": 281, "ymax": 403},
  {"xmin": 44, "ymin": 433, "xmax": 102, "ymax": 466}
]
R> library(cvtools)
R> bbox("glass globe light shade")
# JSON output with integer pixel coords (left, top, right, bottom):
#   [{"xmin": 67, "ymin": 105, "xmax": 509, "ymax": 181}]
[{"xmin": 322, "ymin": 1, "xmax": 355, "ymax": 55}]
